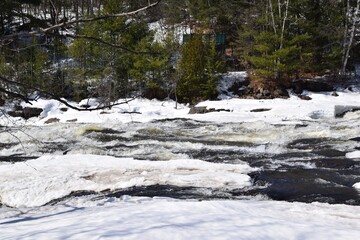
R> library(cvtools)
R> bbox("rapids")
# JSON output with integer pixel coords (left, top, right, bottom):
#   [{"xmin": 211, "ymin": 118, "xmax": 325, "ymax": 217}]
[{"xmin": 1, "ymin": 114, "xmax": 360, "ymax": 205}]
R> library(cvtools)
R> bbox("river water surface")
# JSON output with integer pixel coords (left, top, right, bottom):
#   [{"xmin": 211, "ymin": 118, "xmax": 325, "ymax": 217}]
[{"xmin": 1, "ymin": 113, "xmax": 360, "ymax": 205}]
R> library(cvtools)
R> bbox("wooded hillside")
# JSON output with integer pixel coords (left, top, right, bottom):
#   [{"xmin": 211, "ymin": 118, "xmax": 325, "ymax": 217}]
[{"xmin": 1, "ymin": 0, "xmax": 359, "ymax": 105}]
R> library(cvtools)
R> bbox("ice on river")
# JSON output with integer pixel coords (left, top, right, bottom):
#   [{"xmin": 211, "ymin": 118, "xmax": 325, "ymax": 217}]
[
  {"xmin": 0, "ymin": 154, "xmax": 253, "ymax": 208},
  {"xmin": 346, "ymin": 151, "xmax": 360, "ymax": 159}
]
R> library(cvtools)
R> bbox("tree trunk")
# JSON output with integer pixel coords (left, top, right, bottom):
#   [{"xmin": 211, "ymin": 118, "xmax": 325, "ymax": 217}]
[
  {"xmin": 342, "ymin": 0, "xmax": 350, "ymax": 73},
  {"xmin": 0, "ymin": 13, "xmax": 4, "ymax": 35},
  {"xmin": 279, "ymin": 0, "xmax": 290, "ymax": 50},
  {"xmin": 268, "ymin": 0, "xmax": 277, "ymax": 34},
  {"xmin": 342, "ymin": 0, "xmax": 360, "ymax": 75},
  {"xmin": 74, "ymin": 0, "xmax": 79, "ymax": 29}
]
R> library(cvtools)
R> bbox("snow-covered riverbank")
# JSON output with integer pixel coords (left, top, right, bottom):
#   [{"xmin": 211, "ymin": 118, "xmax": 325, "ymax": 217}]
[
  {"xmin": 2, "ymin": 196, "xmax": 360, "ymax": 240},
  {"xmin": 2, "ymin": 88, "xmax": 360, "ymax": 126}
]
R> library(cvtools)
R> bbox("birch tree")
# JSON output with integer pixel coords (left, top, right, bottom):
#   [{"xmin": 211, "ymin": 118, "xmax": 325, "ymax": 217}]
[
  {"xmin": 342, "ymin": 0, "xmax": 360, "ymax": 75},
  {"xmin": 249, "ymin": 0, "xmax": 309, "ymax": 80}
]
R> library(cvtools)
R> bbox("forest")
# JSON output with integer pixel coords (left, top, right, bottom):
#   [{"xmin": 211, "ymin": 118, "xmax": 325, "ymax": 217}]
[{"xmin": 0, "ymin": 0, "xmax": 359, "ymax": 106}]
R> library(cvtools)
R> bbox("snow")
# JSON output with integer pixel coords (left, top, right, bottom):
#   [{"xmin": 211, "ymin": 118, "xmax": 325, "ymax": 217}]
[
  {"xmin": 218, "ymin": 71, "xmax": 248, "ymax": 98},
  {"xmin": 3, "ymin": 81, "xmax": 359, "ymax": 127},
  {"xmin": 1, "ymin": 71, "xmax": 360, "ymax": 239},
  {"xmin": 1, "ymin": 198, "xmax": 360, "ymax": 239},
  {"xmin": 194, "ymin": 91, "xmax": 360, "ymax": 124},
  {"xmin": 0, "ymin": 154, "xmax": 253, "ymax": 208},
  {"xmin": 17, "ymin": 98, "xmax": 189, "ymax": 125},
  {"xmin": 149, "ymin": 19, "xmax": 191, "ymax": 44},
  {"xmin": 346, "ymin": 151, "xmax": 360, "ymax": 159}
]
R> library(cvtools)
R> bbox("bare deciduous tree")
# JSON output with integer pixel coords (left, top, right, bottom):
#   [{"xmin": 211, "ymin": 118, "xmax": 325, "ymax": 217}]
[
  {"xmin": 0, "ymin": 0, "xmax": 161, "ymax": 111},
  {"xmin": 342, "ymin": 0, "xmax": 360, "ymax": 75}
]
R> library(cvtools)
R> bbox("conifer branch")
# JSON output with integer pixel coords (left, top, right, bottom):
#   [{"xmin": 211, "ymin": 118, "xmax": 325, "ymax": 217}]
[{"xmin": 61, "ymin": 33, "xmax": 158, "ymax": 55}]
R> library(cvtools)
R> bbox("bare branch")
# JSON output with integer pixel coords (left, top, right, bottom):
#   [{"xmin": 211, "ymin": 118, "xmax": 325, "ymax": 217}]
[
  {"xmin": 0, "ymin": 75, "xmax": 137, "ymax": 111},
  {"xmin": 0, "ymin": 86, "xmax": 32, "ymax": 104},
  {"xmin": 44, "ymin": 1, "xmax": 160, "ymax": 32},
  {"xmin": 0, "ymin": 1, "xmax": 161, "ymax": 42}
]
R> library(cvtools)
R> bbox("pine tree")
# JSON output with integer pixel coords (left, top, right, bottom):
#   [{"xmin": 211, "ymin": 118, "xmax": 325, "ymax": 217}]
[
  {"xmin": 177, "ymin": 35, "xmax": 223, "ymax": 104},
  {"xmin": 293, "ymin": 0, "xmax": 345, "ymax": 73},
  {"xmin": 69, "ymin": 0, "xmax": 156, "ymax": 100},
  {"xmin": 239, "ymin": 0, "xmax": 335, "ymax": 80},
  {"xmin": 129, "ymin": 37, "xmax": 174, "ymax": 99}
]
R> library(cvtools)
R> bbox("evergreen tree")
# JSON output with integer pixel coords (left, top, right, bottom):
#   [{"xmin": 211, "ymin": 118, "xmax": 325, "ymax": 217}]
[
  {"xmin": 239, "ymin": 0, "xmax": 346, "ymax": 80},
  {"xmin": 177, "ymin": 35, "xmax": 223, "ymax": 104},
  {"xmin": 129, "ymin": 37, "xmax": 175, "ymax": 99},
  {"xmin": 69, "ymin": 0, "xmax": 157, "ymax": 100},
  {"xmin": 293, "ymin": 0, "xmax": 345, "ymax": 73}
]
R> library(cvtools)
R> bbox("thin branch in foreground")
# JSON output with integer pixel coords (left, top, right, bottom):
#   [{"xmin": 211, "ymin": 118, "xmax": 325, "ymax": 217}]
[
  {"xmin": 43, "ymin": 1, "xmax": 161, "ymax": 33},
  {"xmin": 0, "ymin": 87, "xmax": 32, "ymax": 104},
  {"xmin": 0, "ymin": 1, "xmax": 161, "ymax": 42},
  {"xmin": 0, "ymin": 75, "xmax": 138, "ymax": 111}
]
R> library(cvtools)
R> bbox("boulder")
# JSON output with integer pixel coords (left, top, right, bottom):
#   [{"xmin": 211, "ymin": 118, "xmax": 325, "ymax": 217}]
[
  {"xmin": 7, "ymin": 110, "xmax": 23, "ymax": 118},
  {"xmin": 292, "ymin": 79, "xmax": 334, "ymax": 94},
  {"xmin": 44, "ymin": 118, "xmax": 60, "ymax": 124},
  {"xmin": 250, "ymin": 108, "xmax": 271, "ymax": 112},
  {"xmin": 22, "ymin": 107, "xmax": 43, "ymax": 119},
  {"xmin": 273, "ymin": 88, "xmax": 289, "ymax": 98},
  {"xmin": 7, "ymin": 107, "xmax": 43, "ymax": 119},
  {"xmin": 189, "ymin": 106, "xmax": 231, "ymax": 114},
  {"xmin": 334, "ymin": 105, "xmax": 360, "ymax": 118},
  {"xmin": 66, "ymin": 119, "xmax": 78, "ymax": 122},
  {"xmin": 298, "ymin": 95, "xmax": 312, "ymax": 100},
  {"xmin": 228, "ymin": 78, "xmax": 250, "ymax": 96},
  {"xmin": 189, "ymin": 106, "xmax": 208, "ymax": 114},
  {"xmin": 247, "ymin": 79, "xmax": 289, "ymax": 99},
  {"xmin": 7, "ymin": 105, "xmax": 23, "ymax": 117}
]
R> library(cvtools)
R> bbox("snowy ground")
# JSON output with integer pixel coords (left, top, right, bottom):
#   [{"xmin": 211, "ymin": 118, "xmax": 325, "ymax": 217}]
[
  {"xmin": 2, "ymin": 88, "xmax": 360, "ymax": 127},
  {"xmin": 1, "ymin": 72, "xmax": 360, "ymax": 239},
  {"xmin": 1, "ymin": 197, "xmax": 360, "ymax": 240}
]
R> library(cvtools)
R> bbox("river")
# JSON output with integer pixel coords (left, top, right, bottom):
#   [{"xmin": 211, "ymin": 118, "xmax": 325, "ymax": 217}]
[{"xmin": 1, "ymin": 113, "xmax": 360, "ymax": 205}]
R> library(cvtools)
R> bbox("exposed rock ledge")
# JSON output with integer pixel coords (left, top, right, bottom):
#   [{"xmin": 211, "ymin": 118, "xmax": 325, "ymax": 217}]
[
  {"xmin": 7, "ymin": 107, "xmax": 43, "ymax": 119},
  {"xmin": 189, "ymin": 106, "xmax": 231, "ymax": 114},
  {"xmin": 334, "ymin": 105, "xmax": 360, "ymax": 118}
]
